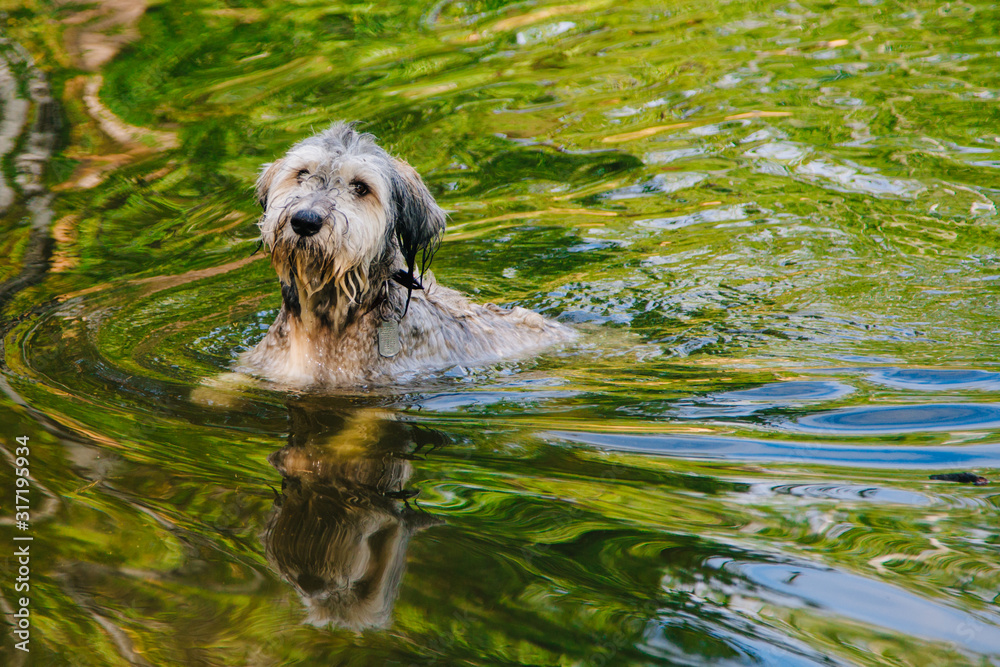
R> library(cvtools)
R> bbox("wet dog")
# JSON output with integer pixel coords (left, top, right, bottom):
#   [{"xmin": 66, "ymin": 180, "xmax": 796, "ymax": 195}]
[{"xmin": 241, "ymin": 122, "xmax": 572, "ymax": 387}]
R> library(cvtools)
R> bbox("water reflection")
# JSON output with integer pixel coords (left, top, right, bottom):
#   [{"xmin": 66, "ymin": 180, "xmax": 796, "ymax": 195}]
[
  {"xmin": 712, "ymin": 381, "xmax": 853, "ymax": 403},
  {"xmin": 263, "ymin": 406, "xmax": 442, "ymax": 630},
  {"xmin": 710, "ymin": 559, "xmax": 1000, "ymax": 654},
  {"xmin": 674, "ymin": 380, "xmax": 855, "ymax": 418},
  {"xmin": 551, "ymin": 431, "xmax": 1000, "ymax": 468},
  {"xmin": 794, "ymin": 403, "xmax": 1000, "ymax": 435},
  {"xmin": 4, "ymin": 0, "xmax": 1000, "ymax": 662},
  {"xmin": 762, "ymin": 483, "xmax": 932, "ymax": 506},
  {"xmin": 866, "ymin": 368, "xmax": 1000, "ymax": 392}
]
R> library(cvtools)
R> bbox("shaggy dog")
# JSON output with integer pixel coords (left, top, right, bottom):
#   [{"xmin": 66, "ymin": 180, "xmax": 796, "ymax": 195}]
[{"xmin": 241, "ymin": 122, "xmax": 572, "ymax": 387}]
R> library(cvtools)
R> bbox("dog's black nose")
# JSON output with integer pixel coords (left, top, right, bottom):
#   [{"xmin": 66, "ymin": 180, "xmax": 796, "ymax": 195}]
[{"xmin": 290, "ymin": 210, "xmax": 323, "ymax": 237}]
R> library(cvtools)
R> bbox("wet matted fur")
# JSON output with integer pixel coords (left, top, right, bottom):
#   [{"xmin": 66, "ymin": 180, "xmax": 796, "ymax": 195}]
[{"xmin": 241, "ymin": 122, "xmax": 573, "ymax": 387}]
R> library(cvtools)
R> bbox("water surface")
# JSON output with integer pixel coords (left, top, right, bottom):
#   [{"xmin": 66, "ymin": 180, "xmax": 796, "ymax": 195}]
[{"xmin": 2, "ymin": 0, "xmax": 1000, "ymax": 664}]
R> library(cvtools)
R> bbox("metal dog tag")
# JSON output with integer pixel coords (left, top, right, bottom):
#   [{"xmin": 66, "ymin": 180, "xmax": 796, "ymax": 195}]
[{"xmin": 377, "ymin": 319, "xmax": 401, "ymax": 357}]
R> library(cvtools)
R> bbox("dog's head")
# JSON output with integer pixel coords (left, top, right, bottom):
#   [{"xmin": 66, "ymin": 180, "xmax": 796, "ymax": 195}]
[{"xmin": 255, "ymin": 123, "xmax": 445, "ymax": 309}]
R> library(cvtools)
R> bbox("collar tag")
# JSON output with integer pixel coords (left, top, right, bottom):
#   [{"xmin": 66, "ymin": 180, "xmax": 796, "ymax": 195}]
[{"xmin": 377, "ymin": 319, "xmax": 401, "ymax": 357}]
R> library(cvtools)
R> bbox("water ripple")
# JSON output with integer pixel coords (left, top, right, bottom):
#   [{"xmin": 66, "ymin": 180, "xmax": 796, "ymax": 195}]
[
  {"xmin": 758, "ymin": 483, "xmax": 932, "ymax": 506},
  {"xmin": 711, "ymin": 380, "xmax": 853, "ymax": 403},
  {"xmin": 549, "ymin": 431, "xmax": 1000, "ymax": 469},
  {"xmin": 866, "ymin": 368, "xmax": 1000, "ymax": 392},
  {"xmin": 794, "ymin": 403, "xmax": 1000, "ymax": 435},
  {"xmin": 710, "ymin": 558, "xmax": 1000, "ymax": 654}
]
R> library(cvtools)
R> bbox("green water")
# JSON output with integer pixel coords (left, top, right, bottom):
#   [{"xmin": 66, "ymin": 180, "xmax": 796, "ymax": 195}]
[{"xmin": 2, "ymin": 0, "xmax": 1000, "ymax": 664}]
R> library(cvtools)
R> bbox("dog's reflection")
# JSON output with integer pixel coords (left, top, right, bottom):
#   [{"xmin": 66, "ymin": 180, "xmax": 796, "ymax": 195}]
[{"xmin": 263, "ymin": 406, "xmax": 442, "ymax": 630}]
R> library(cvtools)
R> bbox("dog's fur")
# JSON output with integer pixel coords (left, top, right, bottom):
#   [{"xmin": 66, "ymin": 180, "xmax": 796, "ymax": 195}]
[{"xmin": 240, "ymin": 122, "xmax": 572, "ymax": 387}]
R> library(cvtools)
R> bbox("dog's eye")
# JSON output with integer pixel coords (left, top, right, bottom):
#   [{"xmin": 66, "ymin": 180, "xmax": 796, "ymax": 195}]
[
  {"xmin": 351, "ymin": 180, "xmax": 370, "ymax": 197},
  {"xmin": 296, "ymin": 169, "xmax": 309, "ymax": 182}
]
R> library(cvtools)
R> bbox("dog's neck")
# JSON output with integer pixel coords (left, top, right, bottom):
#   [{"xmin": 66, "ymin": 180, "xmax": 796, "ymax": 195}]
[{"xmin": 279, "ymin": 262, "xmax": 404, "ymax": 339}]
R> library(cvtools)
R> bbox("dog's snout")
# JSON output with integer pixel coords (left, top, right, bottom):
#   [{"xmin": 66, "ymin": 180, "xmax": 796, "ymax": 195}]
[{"xmin": 290, "ymin": 210, "xmax": 323, "ymax": 237}]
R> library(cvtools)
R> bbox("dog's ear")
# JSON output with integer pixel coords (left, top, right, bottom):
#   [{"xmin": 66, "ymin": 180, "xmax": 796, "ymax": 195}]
[
  {"xmin": 255, "ymin": 159, "xmax": 285, "ymax": 210},
  {"xmin": 390, "ymin": 158, "xmax": 446, "ymax": 276}
]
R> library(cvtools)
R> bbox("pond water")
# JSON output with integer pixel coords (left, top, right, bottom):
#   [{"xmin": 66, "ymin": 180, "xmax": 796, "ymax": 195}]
[{"xmin": 2, "ymin": 0, "xmax": 1000, "ymax": 664}]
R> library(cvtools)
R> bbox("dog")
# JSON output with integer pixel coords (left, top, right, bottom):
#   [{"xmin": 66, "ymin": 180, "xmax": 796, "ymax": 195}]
[{"xmin": 240, "ymin": 122, "xmax": 573, "ymax": 387}]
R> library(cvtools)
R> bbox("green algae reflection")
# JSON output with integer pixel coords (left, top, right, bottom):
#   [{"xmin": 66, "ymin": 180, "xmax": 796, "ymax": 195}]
[{"xmin": 1, "ymin": 0, "xmax": 1000, "ymax": 664}]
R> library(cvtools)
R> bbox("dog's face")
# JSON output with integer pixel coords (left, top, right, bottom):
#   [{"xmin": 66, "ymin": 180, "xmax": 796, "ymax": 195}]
[{"xmin": 256, "ymin": 123, "xmax": 445, "ymax": 305}]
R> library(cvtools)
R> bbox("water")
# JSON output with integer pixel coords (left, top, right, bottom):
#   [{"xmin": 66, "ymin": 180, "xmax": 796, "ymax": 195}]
[{"xmin": 2, "ymin": 0, "xmax": 1000, "ymax": 664}]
